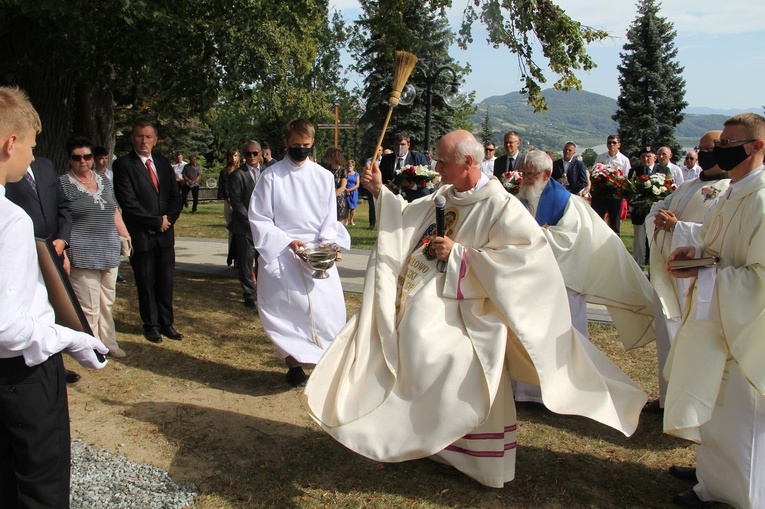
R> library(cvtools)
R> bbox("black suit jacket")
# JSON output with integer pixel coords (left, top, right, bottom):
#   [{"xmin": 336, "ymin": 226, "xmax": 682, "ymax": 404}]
[
  {"xmin": 628, "ymin": 164, "xmax": 671, "ymax": 224},
  {"xmin": 227, "ymin": 164, "xmax": 257, "ymax": 235},
  {"xmin": 628, "ymin": 163, "xmax": 670, "ymax": 180},
  {"xmin": 552, "ymin": 158, "xmax": 589, "ymax": 195},
  {"xmin": 493, "ymin": 152, "xmax": 523, "ymax": 179},
  {"xmin": 113, "ymin": 151, "xmax": 182, "ymax": 253},
  {"xmin": 379, "ymin": 150, "xmax": 429, "ymax": 184},
  {"xmin": 5, "ymin": 157, "xmax": 72, "ymax": 243}
]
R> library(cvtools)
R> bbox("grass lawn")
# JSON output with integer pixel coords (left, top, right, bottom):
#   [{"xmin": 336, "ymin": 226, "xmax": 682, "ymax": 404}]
[{"xmin": 83, "ymin": 265, "xmax": 702, "ymax": 509}]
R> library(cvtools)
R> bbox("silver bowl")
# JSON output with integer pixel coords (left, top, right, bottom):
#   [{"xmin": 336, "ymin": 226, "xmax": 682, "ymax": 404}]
[{"xmin": 299, "ymin": 245, "xmax": 336, "ymax": 279}]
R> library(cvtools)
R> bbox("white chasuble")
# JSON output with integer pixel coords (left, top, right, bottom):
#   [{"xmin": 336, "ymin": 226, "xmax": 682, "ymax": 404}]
[
  {"xmin": 249, "ymin": 159, "xmax": 351, "ymax": 364},
  {"xmin": 664, "ymin": 169, "xmax": 765, "ymax": 438},
  {"xmin": 302, "ymin": 178, "xmax": 646, "ymax": 488},
  {"xmin": 542, "ymin": 196, "xmax": 656, "ymax": 350}
]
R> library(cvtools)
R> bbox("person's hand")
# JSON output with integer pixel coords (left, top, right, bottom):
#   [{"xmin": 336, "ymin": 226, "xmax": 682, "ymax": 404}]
[
  {"xmin": 160, "ymin": 215, "xmax": 171, "ymax": 232},
  {"xmin": 432, "ymin": 236, "xmax": 454, "ymax": 261},
  {"xmin": 667, "ymin": 245, "xmax": 698, "ymax": 279},
  {"xmin": 401, "ymin": 179, "xmax": 416, "ymax": 190},
  {"xmin": 65, "ymin": 332, "xmax": 109, "ymax": 370},
  {"xmin": 62, "ymin": 251, "xmax": 71, "ymax": 276},
  {"xmin": 52, "ymin": 238, "xmax": 66, "ymax": 256},
  {"xmin": 362, "ymin": 161, "xmax": 383, "ymax": 199},
  {"xmin": 655, "ymin": 209, "xmax": 678, "ymax": 232},
  {"xmin": 289, "ymin": 240, "xmax": 306, "ymax": 253}
]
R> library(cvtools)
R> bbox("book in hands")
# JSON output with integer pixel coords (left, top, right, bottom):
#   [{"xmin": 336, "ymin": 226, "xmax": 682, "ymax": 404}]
[{"xmin": 668, "ymin": 256, "xmax": 717, "ymax": 270}]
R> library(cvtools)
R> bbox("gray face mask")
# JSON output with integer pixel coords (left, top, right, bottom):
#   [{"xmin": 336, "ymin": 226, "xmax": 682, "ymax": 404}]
[{"xmin": 395, "ymin": 146, "xmax": 407, "ymax": 158}]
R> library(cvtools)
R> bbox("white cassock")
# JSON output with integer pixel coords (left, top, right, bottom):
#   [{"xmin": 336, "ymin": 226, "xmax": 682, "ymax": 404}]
[
  {"xmin": 646, "ymin": 176, "xmax": 730, "ymax": 406},
  {"xmin": 663, "ymin": 167, "xmax": 765, "ymax": 509},
  {"xmin": 515, "ymin": 192, "xmax": 655, "ymax": 403},
  {"xmin": 301, "ymin": 176, "xmax": 647, "ymax": 488},
  {"xmin": 249, "ymin": 158, "xmax": 350, "ymax": 364}
]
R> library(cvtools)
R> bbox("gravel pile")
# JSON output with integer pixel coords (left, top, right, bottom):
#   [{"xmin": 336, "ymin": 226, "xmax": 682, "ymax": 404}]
[{"xmin": 70, "ymin": 439, "xmax": 197, "ymax": 508}]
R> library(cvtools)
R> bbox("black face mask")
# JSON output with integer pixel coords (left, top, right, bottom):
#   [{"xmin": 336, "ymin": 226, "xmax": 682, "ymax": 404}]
[
  {"xmin": 288, "ymin": 146, "xmax": 312, "ymax": 162},
  {"xmin": 713, "ymin": 144, "xmax": 750, "ymax": 172},
  {"xmin": 697, "ymin": 151, "xmax": 717, "ymax": 171}
]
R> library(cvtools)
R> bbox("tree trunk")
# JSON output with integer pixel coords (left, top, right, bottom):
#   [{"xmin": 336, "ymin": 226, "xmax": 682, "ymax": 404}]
[{"xmin": 73, "ymin": 81, "xmax": 116, "ymax": 160}]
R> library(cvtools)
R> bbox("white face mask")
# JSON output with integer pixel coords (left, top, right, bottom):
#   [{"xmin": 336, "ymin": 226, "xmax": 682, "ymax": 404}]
[{"xmin": 395, "ymin": 146, "xmax": 407, "ymax": 158}]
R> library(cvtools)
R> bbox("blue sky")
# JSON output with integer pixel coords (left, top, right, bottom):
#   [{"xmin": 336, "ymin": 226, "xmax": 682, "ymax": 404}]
[{"xmin": 330, "ymin": 0, "xmax": 765, "ymax": 111}]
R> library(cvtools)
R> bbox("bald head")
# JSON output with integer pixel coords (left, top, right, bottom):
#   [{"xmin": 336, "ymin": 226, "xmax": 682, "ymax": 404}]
[
  {"xmin": 699, "ymin": 130, "xmax": 722, "ymax": 150},
  {"xmin": 697, "ymin": 130, "xmax": 722, "ymax": 174},
  {"xmin": 434, "ymin": 130, "xmax": 483, "ymax": 191}
]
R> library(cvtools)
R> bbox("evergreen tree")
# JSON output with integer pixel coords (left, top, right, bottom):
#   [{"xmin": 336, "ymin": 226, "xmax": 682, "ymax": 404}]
[
  {"xmin": 479, "ymin": 107, "xmax": 494, "ymax": 145},
  {"xmin": 612, "ymin": 0, "xmax": 687, "ymax": 161},
  {"xmin": 350, "ymin": 0, "xmax": 470, "ymax": 157}
]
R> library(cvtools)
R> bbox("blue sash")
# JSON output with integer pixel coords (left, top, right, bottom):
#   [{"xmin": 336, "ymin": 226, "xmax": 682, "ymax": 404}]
[{"xmin": 535, "ymin": 179, "xmax": 570, "ymax": 227}]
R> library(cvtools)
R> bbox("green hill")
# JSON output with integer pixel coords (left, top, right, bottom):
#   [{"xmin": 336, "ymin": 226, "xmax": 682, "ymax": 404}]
[{"xmin": 473, "ymin": 89, "xmax": 728, "ymax": 150}]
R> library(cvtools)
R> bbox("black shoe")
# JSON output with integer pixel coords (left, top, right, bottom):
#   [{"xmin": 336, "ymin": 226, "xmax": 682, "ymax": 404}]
[
  {"xmin": 244, "ymin": 299, "xmax": 256, "ymax": 308},
  {"xmin": 159, "ymin": 326, "xmax": 183, "ymax": 340},
  {"xmin": 144, "ymin": 327, "xmax": 163, "ymax": 344},
  {"xmin": 65, "ymin": 369, "xmax": 81, "ymax": 384},
  {"xmin": 286, "ymin": 366, "xmax": 307, "ymax": 387},
  {"xmin": 116, "ymin": 274, "xmax": 127, "ymax": 283},
  {"xmin": 673, "ymin": 490, "xmax": 715, "ymax": 507},
  {"xmin": 669, "ymin": 466, "xmax": 698, "ymax": 483},
  {"xmin": 642, "ymin": 398, "xmax": 663, "ymax": 413}
]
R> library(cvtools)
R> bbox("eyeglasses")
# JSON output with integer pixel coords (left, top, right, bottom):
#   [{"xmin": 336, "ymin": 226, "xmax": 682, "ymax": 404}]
[
  {"xmin": 519, "ymin": 170, "xmax": 544, "ymax": 178},
  {"xmin": 684, "ymin": 156, "xmax": 696, "ymax": 160},
  {"xmin": 244, "ymin": 151, "xmax": 259, "ymax": 156},
  {"xmin": 484, "ymin": 148, "xmax": 495, "ymax": 152},
  {"xmin": 694, "ymin": 145, "xmax": 714, "ymax": 153},
  {"xmin": 606, "ymin": 141, "xmax": 619, "ymax": 145},
  {"xmin": 714, "ymin": 139, "xmax": 758, "ymax": 148},
  {"xmin": 70, "ymin": 154, "xmax": 93, "ymax": 162}
]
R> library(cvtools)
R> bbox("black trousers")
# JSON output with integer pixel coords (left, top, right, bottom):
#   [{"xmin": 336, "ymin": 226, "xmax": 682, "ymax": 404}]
[
  {"xmin": 182, "ymin": 185, "xmax": 199, "ymax": 211},
  {"xmin": 233, "ymin": 232, "xmax": 258, "ymax": 302},
  {"xmin": 360, "ymin": 187, "xmax": 375, "ymax": 227},
  {"xmin": 0, "ymin": 354, "xmax": 70, "ymax": 509},
  {"xmin": 130, "ymin": 245, "xmax": 175, "ymax": 329},
  {"xmin": 591, "ymin": 196, "xmax": 623, "ymax": 235}
]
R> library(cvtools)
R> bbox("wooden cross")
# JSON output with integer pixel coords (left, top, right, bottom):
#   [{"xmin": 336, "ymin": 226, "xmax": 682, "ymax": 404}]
[{"xmin": 317, "ymin": 104, "xmax": 356, "ymax": 147}]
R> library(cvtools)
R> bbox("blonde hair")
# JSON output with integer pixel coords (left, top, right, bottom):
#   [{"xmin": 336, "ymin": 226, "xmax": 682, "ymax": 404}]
[
  {"xmin": 724, "ymin": 113, "xmax": 765, "ymax": 141},
  {"xmin": 0, "ymin": 86, "xmax": 42, "ymax": 140}
]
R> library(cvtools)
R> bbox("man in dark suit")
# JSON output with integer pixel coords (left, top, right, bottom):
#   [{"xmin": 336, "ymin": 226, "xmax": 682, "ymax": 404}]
[
  {"xmin": 552, "ymin": 141, "xmax": 589, "ymax": 196},
  {"xmin": 493, "ymin": 131, "xmax": 523, "ymax": 181},
  {"xmin": 379, "ymin": 133, "xmax": 429, "ymax": 201},
  {"xmin": 229, "ymin": 140, "xmax": 260, "ymax": 308},
  {"xmin": 628, "ymin": 145, "xmax": 671, "ymax": 270},
  {"xmin": 113, "ymin": 121, "xmax": 183, "ymax": 343},
  {"xmin": 6, "ymin": 157, "xmax": 84, "ymax": 384}
]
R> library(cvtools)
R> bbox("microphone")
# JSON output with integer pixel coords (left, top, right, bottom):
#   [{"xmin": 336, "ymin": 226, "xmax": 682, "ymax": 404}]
[
  {"xmin": 434, "ymin": 195, "xmax": 446, "ymax": 238},
  {"xmin": 434, "ymin": 196, "xmax": 446, "ymax": 273}
]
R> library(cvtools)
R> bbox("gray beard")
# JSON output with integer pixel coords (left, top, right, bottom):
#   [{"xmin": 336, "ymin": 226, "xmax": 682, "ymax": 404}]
[{"xmin": 517, "ymin": 180, "xmax": 546, "ymax": 212}]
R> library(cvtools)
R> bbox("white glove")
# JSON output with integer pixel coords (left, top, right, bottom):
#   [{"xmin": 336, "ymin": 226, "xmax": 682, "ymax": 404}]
[{"xmin": 65, "ymin": 332, "xmax": 109, "ymax": 370}]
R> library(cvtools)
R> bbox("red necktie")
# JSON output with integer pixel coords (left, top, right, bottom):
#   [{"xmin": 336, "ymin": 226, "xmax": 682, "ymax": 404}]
[{"xmin": 145, "ymin": 159, "xmax": 159, "ymax": 192}]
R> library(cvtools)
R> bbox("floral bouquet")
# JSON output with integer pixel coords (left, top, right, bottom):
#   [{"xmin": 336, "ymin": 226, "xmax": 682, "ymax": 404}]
[
  {"xmin": 501, "ymin": 170, "xmax": 523, "ymax": 195},
  {"xmin": 590, "ymin": 163, "xmax": 630, "ymax": 201},
  {"xmin": 629, "ymin": 173, "xmax": 677, "ymax": 214},
  {"xmin": 391, "ymin": 164, "xmax": 439, "ymax": 192}
]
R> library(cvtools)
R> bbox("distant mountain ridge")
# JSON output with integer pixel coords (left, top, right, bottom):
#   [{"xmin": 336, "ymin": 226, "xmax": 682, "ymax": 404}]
[{"xmin": 473, "ymin": 89, "xmax": 757, "ymax": 150}]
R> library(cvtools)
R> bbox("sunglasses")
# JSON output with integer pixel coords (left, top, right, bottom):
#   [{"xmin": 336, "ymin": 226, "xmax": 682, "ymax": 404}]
[
  {"xmin": 244, "ymin": 151, "xmax": 259, "ymax": 157},
  {"xmin": 485, "ymin": 148, "xmax": 495, "ymax": 151},
  {"xmin": 70, "ymin": 154, "xmax": 94, "ymax": 162}
]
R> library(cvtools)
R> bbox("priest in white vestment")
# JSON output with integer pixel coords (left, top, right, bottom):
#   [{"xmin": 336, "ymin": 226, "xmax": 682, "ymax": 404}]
[
  {"xmin": 301, "ymin": 131, "xmax": 647, "ymax": 488},
  {"xmin": 664, "ymin": 114, "xmax": 765, "ymax": 509},
  {"xmin": 249, "ymin": 119, "xmax": 350, "ymax": 386},
  {"xmin": 645, "ymin": 130, "xmax": 730, "ymax": 411},
  {"xmin": 512, "ymin": 150, "xmax": 655, "ymax": 403}
]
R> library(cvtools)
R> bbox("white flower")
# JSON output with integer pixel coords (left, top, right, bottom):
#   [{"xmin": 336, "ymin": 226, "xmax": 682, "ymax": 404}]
[{"xmin": 652, "ymin": 186, "xmax": 662, "ymax": 195}]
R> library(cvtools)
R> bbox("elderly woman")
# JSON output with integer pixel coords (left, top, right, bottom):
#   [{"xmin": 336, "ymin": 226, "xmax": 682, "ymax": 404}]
[{"xmin": 60, "ymin": 136, "xmax": 129, "ymax": 357}]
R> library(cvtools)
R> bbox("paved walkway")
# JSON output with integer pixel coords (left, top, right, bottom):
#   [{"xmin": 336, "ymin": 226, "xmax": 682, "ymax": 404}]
[{"xmin": 174, "ymin": 237, "xmax": 613, "ymax": 324}]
